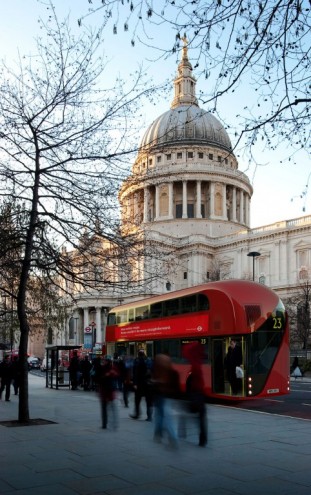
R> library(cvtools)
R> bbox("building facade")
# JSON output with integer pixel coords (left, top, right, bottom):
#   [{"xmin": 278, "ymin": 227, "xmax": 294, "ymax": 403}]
[{"xmin": 55, "ymin": 41, "xmax": 311, "ymax": 352}]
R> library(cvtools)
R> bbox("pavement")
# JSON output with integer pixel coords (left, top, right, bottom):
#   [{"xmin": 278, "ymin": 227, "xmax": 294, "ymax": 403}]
[{"xmin": 0, "ymin": 374, "xmax": 311, "ymax": 495}]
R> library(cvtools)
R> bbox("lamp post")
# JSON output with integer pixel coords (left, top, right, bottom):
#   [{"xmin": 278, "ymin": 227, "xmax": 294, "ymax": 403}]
[{"xmin": 247, "ymin": 251, "xmax": 261, "ymax": 281}]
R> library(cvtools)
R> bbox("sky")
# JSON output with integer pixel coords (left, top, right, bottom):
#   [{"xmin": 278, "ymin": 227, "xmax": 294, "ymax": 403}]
[{"xmin": 0, "ymin": 0, "xmax": 310, "ymax": 228}]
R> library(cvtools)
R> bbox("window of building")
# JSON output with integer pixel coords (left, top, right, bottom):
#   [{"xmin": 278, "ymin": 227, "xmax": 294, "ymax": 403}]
[
  {"xmin": 157, "ymin": 156, "xmax": 162, "ymax": 163},
  {"xmin": 149, "ymin": 159, "xmax": 152, "ymax": 166},
  {"xmin": 218, "ymin": 156, "xmax": 221, "ymax": 162},
  {"xmin": 176, "ymin": 203, "xmax": 182, "ymax": 218},
  {"xmin": 177, "ymin": 152, "xmax": 182, "ymax": 159},
  {"xmin": 225, "ymin": 158, "xmax": 228, "ymax": 164},
  {"xmin": 142, "ymin": 162, "xmax": 146, "ymax": 168},
  {"xmin": 198, "ymin": 152, "xmax": 204, "ymax": 159},
  {"xmin": 166, "ymin": 153, "xmax": 171, "ymax": 161},
  {"xmin": 259, "ymin": 275, "xmax": 266, "ymax": 285},
  {"xmin": 187, "ymin": 203, "xmax": 194, "ymax": 218},
  {"xmin": 201, "ymin": 204, "xmax": 205, "ymax": 218},
  {"xmin": 209, "ymin": 153, "xmax": 213, "ymax": 160},
  {"xmin": 187, "ymin": 151, "xmax": 194, "ymax": 159},
  {"xmin": 183, "ymin": 272, "xmax": 187, "ymax": 280}
]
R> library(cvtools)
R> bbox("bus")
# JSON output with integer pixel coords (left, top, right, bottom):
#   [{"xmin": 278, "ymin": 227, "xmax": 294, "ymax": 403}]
[{"xmin": 106, "ymin": 280, "xmax": 290, "ymax": 400}]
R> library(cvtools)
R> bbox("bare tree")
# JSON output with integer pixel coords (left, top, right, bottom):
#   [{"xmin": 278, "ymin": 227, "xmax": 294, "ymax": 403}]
[
  {"xmin": 80, "ymin": 0, "xmax": 310, "ymax": 159},
  {"xmin": 0, "ymin": 202, "xmax": 21, "ymax": 352},
  {"xmin": 0, "ymin": 6, "xmax": 159, "ymax": 421}
]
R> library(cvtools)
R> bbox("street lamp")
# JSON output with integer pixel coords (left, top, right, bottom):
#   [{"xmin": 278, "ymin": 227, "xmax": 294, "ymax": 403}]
[{"xmin": 247, "ymin": 251, "xmax": 261, "ymax": 281}]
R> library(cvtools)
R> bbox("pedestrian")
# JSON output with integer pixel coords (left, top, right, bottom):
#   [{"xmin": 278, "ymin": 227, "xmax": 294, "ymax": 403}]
[
  {"xmin": 90, "ymin": 356, "xmax": 101, "ymax": 391},
  {"xmin": 224, "ymin": 338, "xmax": 243, "ymax": 395},
  {"xmin": 69, "ymin": 350, "xmax": 80, "ymax": 390},
  {"xmin": 179, "ymin": 342, "xmax": 208, "ymax": 447},
  {"xmin": 98, "ymin": 356, "xmax": 119, "ymax": 429},
  {"xmin": 118, "ymin": 355, "xmax": 134, "ymax": 408},
  {"xmin": 11, "ymin": 355, "xmax": 21, "ymax": 395},
  {"xmin": 80, "ymin": 355, "xmax": 92, "ymax": 391},
  {"xmin": 291, "ymin": 356, "xmax": 302, "ymax": 378},
  {"xmin": 130, "ymin": 349, "xmax": 153, "ymax": 421},
  {"xmin": 152, "ymin": 353, "xmax": 179, "ymax": 448},
  {"xmin": 0, "ymin": 355, "xmax": 13, "ymax": 401}
]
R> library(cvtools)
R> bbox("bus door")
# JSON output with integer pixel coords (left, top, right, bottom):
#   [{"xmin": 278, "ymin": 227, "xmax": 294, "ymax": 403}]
[
  {"xmin": 224, "ymin": 337, "xmax": 245, "ymax": 397},
  {"xmin": 211, "ymin": 338, "xmax": 226, "ymax": 394},
  {"xmin": 211, "ymin": 337, "xmax": 246, "ymax": 397}
]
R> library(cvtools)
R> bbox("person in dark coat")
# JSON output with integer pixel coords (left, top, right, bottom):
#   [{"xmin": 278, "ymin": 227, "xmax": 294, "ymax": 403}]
[
  {"xmin": 11, "ymin": 356, "xmax": 21, "ymax": 395},
  {"xmin": 80, "ymin": 355, "xmax": 92, "ymax": 391},
  {"xmin": 0, "ymin": 355, "xmax": 13, "ymax": 401},
  {"xmin": 98, "ymin": 356, "xmax": 119, "ymax": 429},
  {"xmin": 130, "ymin": 350, "xmax": 153, "ymax": 421},
  {"xmin": 225, "ymin": 338, "xmax": 243, "ymax": 395},
  {"xmin": 69, "ymin": 350, "xmax": 80, "ymax": 390}
]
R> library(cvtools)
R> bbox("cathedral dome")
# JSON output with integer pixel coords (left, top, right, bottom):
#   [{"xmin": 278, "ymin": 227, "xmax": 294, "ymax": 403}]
[
  {"xmin": 140, "ymin": 38, "xmax": 232, "ymax": 153},
  {"xmin": 140, "ymin": 105, "xmax": 232, "ymax": 152}
]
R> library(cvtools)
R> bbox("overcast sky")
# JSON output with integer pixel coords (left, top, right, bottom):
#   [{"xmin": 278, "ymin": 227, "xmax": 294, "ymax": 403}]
[{"xmin": 0, "ymin": 0, "xmax": 310, "ymax": 228}]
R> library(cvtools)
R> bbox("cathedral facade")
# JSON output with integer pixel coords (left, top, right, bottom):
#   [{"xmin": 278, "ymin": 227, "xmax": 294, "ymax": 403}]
[{"xmin": 64, "ymin": 43, "xmax": 311, "ymax": 351}]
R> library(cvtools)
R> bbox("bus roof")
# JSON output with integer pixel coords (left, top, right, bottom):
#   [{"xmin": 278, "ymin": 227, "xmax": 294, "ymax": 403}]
[{"xmin": 108, "ymin": 280, "xmax": 279, "ymax": 313}]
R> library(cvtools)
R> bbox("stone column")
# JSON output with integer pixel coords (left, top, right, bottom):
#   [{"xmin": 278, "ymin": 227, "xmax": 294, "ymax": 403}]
[
  {"xmin": 168, "ymin": 182, "xmax": 174, "ymax": 219},
  {"xmin": 232, "ymin": 187, "xmax": 237, "ymax": 222},
  {"xmin": 143, "ymin": 186, "xmax": 149, "ymax": 222},
  {"xmin": 155, "ymin": 185, "xmax": 160, "ymax": 220},
  {"xmin": 95, "ymin": 307, "xmax": 102, "ymax": 344},
  {"xmin": 245, "ymin": 195, "xmax": 250, "ymax": 226},
  {"xmin": 239, "ymin": 190, "xmax": 244, "ymax": 223},
  {"xmin": 133, "ymin": 192, "xmax": 139, "ymax": 225},
  {"xmin": 222, "ymin": 184, "xmax": 227, "ymax": 220},
  {"xmin": 83, "ymin": 308, "xmax": 89, "ymax": 331},
  {"xmin": 196, "ymin": 180, "xmax": 202, "ymax": 218},
  {"xmin": 182, "ymin": 181, "xmax": 187, "ymax": 218},
  {"xmin": 210, "ymin": 182, "xmax": 215, "ymax": 218}
]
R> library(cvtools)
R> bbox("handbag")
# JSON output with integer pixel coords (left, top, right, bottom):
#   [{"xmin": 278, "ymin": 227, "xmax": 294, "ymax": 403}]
[{"xmin": 235, "ymin": 366, "xmax": 244, "ymax": 379}]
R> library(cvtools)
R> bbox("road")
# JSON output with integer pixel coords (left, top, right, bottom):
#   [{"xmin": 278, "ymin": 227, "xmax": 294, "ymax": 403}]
[{"xmin": 228, "ymin": 379, "xmax": 311, "ymax": 420}]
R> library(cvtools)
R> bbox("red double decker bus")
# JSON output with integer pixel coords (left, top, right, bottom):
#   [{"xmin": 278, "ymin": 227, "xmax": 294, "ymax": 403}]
[{"xmin": 106, "ymin": 280, "xmax": 290, "ymax": 400}]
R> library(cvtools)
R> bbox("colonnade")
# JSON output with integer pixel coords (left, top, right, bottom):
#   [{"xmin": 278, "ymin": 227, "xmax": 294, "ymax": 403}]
[{"xmin": 125, "ymin": 179, "xmax": 250, "ymax": 226}]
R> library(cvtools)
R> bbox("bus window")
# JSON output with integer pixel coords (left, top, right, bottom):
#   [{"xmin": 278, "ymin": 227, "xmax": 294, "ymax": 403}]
[
  {"xmin": 117, "ymin": 310, "xmax": 128, "ymax": 324},
  {"xmin": 163, "ymin": 298, "xmax": 180, "ymax": 316},
  {"xmin": 135, "ymin": 305, "xmax": 149, "ymax": 321},
  {"xmin": 198, "ymin": 294, "xmax": 209, "ymax": 311},
  {"xmin": 107, "ymin": 313, "xmax": 116, "ymax": 325},
  {"xmin": 128, "ymin": 308, "xmax": 134, "ymax": 322},
  {"xmin": 154, "ymin": 339, "xmax": 181, "ymax": 360},
  {"xmin": 181, "ymin": 295, "xmax": 197, "ymax": 313},
  {"xmin": 150, "ymin": 302, "xmax": 163, "ymax": 319}
]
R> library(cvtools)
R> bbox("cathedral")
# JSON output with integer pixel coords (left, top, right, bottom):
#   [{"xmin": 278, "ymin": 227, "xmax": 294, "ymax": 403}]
[{"xmin": 47, "ymin": 41, "xmax": 311, "ymax": 354}]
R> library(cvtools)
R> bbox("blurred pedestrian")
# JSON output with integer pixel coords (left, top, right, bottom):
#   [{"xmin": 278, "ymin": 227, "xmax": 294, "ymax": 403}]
[
  {"xmin": 152, "ymin": 353, "xmax": 179, "ymax": 448},
  {"xmin": 179, "ymin": 342, "xmax": 207, "ymax": 447},
  {"xmin": 118, "ymin": 355, "xmax": 134, "ymax": 408},
  {"xmin": 130, "ymin": 349, "xmax": 153, "ymax": 421},
  {"xmin": 98, "ymin": 356, "xmax": 119, "ymax": 429},
  {"xmin": 11, "ymin": 355, "xmax": 21, "ymax": 395}
]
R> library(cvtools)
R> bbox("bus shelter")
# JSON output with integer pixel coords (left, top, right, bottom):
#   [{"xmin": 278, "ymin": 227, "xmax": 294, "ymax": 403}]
[{"xmin": 45, "ymin": 345, "xmax": 82, "ymax": 389}]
